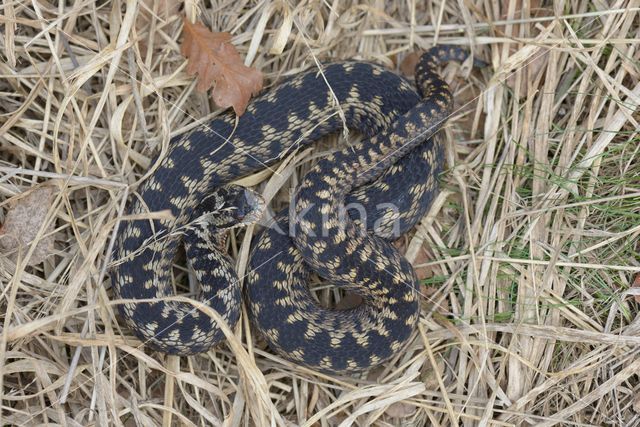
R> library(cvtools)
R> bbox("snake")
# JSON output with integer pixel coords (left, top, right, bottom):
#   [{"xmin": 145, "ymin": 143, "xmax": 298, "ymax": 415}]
[{"xmin": 112, "ymin": 46, "xmax": 479, "ymax": 373}]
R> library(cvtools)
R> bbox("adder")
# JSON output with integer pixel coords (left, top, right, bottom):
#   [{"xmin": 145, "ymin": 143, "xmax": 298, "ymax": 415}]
[{"xmin": 112, "ymin": 46, "xmax": 481, "ymax": 373}]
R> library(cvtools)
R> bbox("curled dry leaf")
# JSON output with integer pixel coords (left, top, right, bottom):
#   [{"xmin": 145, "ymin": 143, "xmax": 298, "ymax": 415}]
[
  {"xmin": 0, "ymin": 185, "xmax": 56, "ymax": 265},
  {"xmin": 181, "ymin": 18, "xmax": 263, "ymax": 116}
]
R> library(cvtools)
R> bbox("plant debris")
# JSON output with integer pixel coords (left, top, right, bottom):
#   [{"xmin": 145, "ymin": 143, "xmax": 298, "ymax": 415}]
[
  {"xmin": 0, "ymin": 185, "xmax": 55, "ymax": 265},
  {"xmin": 181, "ymin": 18, "xmax": 263, "ymax": 116}
]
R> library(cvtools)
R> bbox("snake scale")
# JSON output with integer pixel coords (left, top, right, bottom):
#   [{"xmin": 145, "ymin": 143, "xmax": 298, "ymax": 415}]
[{"xmin": 112, "ymin": 46, "xmax": 477, "ymax": 373}]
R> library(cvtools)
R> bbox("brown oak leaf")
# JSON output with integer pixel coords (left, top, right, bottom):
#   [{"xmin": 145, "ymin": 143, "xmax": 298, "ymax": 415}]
[{"xmin": 181, "ymin": 18, "xmax": 263, "ymax": 116}]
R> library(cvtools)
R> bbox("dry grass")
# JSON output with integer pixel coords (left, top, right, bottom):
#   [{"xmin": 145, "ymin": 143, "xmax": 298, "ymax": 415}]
[{"xmin": 1, "ymin": 0, "xmax": 639, "ymax": 425}]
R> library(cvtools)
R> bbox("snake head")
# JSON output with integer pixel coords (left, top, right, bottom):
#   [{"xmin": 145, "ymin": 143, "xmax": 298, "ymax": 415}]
[{"xmin": 192, "ymin": 185, "xmax": 265, "ymax": 231}]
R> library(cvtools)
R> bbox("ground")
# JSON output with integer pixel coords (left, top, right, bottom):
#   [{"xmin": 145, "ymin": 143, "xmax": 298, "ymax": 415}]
[{"xmin": 0, "ymin": 1, "xmax": 639, "ymax": 426}]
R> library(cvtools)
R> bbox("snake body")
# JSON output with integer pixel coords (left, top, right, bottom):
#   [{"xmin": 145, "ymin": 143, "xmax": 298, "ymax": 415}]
[{"xmin": 112, "ymin": 46, "xmax": 474, "ymax": 371}]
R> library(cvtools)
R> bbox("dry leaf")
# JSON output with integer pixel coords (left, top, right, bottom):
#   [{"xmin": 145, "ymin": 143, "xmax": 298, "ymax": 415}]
[
  {"xmin": 385, "ymin": 401, "xmax": 418, "ymax": 419},
  {"xmin": 400, "ymin": 52, "xmax": 421, "ymax": 77},
  {"xmin": 422, "ymin": 355, "xmax": 445, "ymax": 389},
  {"xmin": 0, "ymin": 185, "xmax": 56, "ymax": 265},
  {"xmin": 181, "ymin": 18, "xmax": 263, "ymax": 116},
  {"xmin": 633, "ymin": 392, "xmax": 640, "ymax": 413}
]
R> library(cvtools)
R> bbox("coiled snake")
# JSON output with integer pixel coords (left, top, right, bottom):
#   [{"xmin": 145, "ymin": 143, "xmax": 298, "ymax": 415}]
[{"xmin": 112, "ymin": 46, "xmax": 478, "ymax": 373}]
